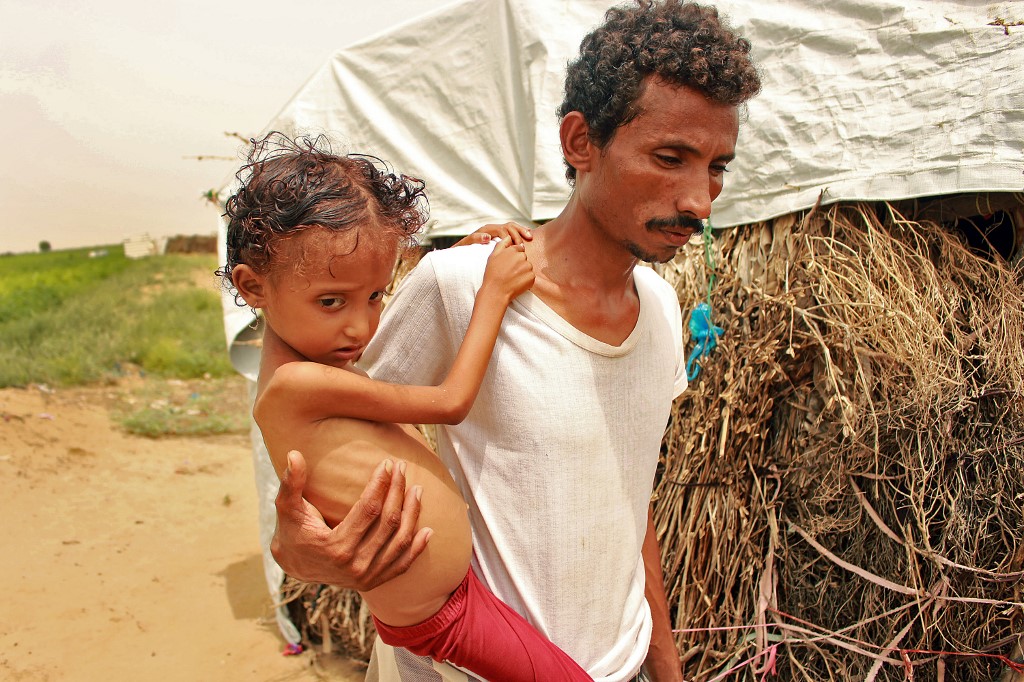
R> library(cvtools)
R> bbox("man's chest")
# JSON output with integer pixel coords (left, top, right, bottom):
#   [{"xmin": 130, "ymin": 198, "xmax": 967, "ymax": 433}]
[{"xmin": 529, "ymin": 277, "xmax": 640, "ymax": 346}]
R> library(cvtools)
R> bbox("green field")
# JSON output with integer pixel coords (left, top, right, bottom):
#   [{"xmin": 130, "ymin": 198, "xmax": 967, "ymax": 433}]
[{"xmin": 0, "ymin": 244, "xmax": 247, "ymax": 436}]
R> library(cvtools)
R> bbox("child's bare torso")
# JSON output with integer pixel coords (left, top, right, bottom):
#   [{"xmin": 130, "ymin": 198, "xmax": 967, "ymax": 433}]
[
  {"xmin": 260, "ymin": 410, "xmax": 451, "ymax": 528},
  {"xmin": 255, "ymin": 380, "xmax": 473, "ymax": 625}
]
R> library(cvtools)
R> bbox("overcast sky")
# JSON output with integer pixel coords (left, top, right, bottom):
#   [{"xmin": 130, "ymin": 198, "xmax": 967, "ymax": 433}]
[{"xmin": 0, "ymin": 0, "xmax": 454, "ymax": 254}]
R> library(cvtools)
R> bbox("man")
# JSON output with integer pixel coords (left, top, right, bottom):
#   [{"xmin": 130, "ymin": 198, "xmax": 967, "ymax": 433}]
[{"xmin": 272, "ymin": 1, "xmax": 760, "ymax": 679}]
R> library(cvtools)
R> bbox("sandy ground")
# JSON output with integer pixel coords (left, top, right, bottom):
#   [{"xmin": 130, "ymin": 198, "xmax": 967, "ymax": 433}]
[{"xmin": 0, "ymin": 381, "xmax": 364, "ymax": 682}]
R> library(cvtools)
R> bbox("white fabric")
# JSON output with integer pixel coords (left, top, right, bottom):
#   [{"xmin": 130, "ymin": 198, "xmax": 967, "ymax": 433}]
[
  {"xmin": 246, "ymin": 378, "xmax": 302, "ymax": 646},
  {"xmin": 227, "ymin": 0, "xmax": 1024, "ymax": 237},
  {"xmin": 369, "ymin": 640, "xmax": 473, "ymax": 681},
  {"xmin": 359, "ymin": 242, "xmax": 687, "ymax": 681}
]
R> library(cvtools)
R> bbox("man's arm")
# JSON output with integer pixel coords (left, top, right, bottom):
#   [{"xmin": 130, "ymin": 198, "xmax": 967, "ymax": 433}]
[
  {"xmin": 271, "ymin": 451, "xmax": 431, "ymax": 590},
  {"xmin": 642, "ymin": 506, "xmax": 684, "ymax": 682}
]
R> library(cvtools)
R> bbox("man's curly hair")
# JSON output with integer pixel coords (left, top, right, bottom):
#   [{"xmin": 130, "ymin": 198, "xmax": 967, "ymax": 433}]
[
  {"xmin": 558, "ymin": 0, "xmax": 762, "ymax": 183},
  {"xmin": 217, "ymin": 132, "xmax": 427, "ymax": 294}
]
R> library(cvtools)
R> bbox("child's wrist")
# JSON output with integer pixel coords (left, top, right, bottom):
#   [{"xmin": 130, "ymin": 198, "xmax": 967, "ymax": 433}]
[{"xmin": 478, "ymin": 281, "xmax": 513, "ymax": 306}]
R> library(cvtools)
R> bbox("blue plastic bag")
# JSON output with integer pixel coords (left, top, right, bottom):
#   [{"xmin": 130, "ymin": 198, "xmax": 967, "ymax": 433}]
[{"xmin": 686, "ymin": 302, "xmax": 724, "ymax": 381}]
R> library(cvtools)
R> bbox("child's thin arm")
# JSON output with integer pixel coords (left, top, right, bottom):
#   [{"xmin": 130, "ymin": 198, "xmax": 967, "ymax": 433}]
[
  {"xmin": 432, "ymin": 238, "xmax": 534, "ymax": 419},
  {"xmin": 263, "ymin": 239, "xmax": 533, "ymax": 425}
]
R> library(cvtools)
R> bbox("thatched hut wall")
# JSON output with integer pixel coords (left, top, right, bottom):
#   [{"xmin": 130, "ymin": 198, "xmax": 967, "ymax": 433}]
[{"xmin": 654, "ymin": 193, "xmax": 1024, "ymax": 681}]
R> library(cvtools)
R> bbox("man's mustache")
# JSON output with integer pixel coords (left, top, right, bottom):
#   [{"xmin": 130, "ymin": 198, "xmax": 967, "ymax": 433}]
[{"xmin": 646, "ymin": 216, "xmax": 705, "ymax": 235}]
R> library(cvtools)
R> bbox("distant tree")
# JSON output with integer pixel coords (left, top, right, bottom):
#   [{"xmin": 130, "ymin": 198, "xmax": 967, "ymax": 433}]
[{"xmin": 39, "ymin": 240, "xmax": 52, "ymax": 253}]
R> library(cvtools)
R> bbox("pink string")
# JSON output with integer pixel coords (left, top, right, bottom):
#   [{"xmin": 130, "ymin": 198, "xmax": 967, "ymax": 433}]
[{"xmin": 672, "ymin": 613, "xmax": 1024, "ymax": 676}]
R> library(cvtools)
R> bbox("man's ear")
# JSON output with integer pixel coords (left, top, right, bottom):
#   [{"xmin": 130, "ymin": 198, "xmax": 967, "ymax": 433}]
[
  {"xmin": 231, "ymin": 264, "xmax": 267, "ymax": 309},
  {"xmin": 560, "ymin": 111, "xmax": 595, "ymax": 175}
]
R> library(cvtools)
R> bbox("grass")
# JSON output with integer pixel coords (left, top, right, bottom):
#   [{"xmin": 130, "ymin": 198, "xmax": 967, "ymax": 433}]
[
  {"xmin": 0, "ymin": 244, "xmax": 248, "ymax": 436},
  {"xmin": 109, "ymin": 376, "xmax": 250, "ymax": 438}
]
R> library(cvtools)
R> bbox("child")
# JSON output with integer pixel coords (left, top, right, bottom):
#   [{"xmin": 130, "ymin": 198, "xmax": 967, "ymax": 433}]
[{"xmin": 219, "ymin": 133, "xmax": 592, "ymax": 681}]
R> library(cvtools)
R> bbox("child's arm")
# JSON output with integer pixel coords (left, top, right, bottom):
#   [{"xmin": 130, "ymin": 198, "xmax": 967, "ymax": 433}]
[{"xmin": 261, "ymin": 238, "xmax": 533, "ymax": 426}]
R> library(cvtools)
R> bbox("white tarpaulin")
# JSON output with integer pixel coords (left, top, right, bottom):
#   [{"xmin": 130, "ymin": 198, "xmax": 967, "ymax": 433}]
[{"xmin": 251, "ymin": 0, "xmax": 1023, "ymax": 237}]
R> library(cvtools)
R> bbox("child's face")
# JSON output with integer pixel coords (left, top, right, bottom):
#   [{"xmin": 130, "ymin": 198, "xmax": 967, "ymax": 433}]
[{"xmin": 260, "ymin": 228, "xmax": 398, "ymax": 369}]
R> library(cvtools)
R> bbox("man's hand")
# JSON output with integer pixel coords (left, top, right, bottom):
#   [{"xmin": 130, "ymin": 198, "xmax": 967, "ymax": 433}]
[
  {"xmin": 270, "ymin": 450, "xmax": 431, "ymax": 590},
  {"xmin": 452, "ymin": 222, "xmax": 533, "ymax": 247}
]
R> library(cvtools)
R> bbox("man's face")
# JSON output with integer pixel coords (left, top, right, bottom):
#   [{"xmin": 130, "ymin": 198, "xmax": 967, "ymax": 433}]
[{"xmin": 576, "ymin": 78, "xmax": 740, "ymax": 263}]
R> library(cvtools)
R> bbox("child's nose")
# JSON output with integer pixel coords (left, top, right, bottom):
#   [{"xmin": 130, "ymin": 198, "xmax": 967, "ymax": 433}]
[{"xmin": 343, "ymin": 309, "xmax": 371, "ymax": 341}]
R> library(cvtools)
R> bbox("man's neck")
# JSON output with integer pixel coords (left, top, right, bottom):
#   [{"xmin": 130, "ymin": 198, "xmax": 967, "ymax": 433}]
[
  {"xmin": 531, "ymin": 197, "xmax": 638, "ymax": 291},
  {"xmin": 524, "ymin": 198, "xmax": 642, "ymax": 346}
]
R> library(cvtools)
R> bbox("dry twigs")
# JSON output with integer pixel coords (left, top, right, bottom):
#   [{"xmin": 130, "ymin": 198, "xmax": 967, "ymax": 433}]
[
  {"xmin": 654, "ymin": 198, "xmax": 1024, "ymax": 681},
  {"xmin": 279, "ymin": 577, "xmax": 377, "ymax": 661}
]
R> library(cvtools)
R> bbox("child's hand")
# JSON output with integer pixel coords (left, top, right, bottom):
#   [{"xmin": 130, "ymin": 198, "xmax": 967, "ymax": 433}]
[
  {"xmin": 452, "ymin": 222, "xmax": 533, "ymax": 247},
  {"xmin": 481, "ymin": 236, "xmax": 534, "ymax": 304}
]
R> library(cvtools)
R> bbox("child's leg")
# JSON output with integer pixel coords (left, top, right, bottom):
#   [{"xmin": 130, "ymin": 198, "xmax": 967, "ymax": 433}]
[{"xmin": 373, "ymin": 569, "xmax": 593, "ymax": 681}]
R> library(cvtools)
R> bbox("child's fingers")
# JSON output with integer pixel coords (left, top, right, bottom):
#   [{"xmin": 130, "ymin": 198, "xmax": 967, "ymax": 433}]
[
  {"xmin": 470, "ymin": 221, "xmax": 533, "ymax": 245},
  {"xmin": 498, "ymin": 222, "xmax": 533, "ymax": 244},
  {"xmin": 451, "ymin": 232, "xmax": 492, "ymax": 247},
  {"xmin": 490, "ymin": 238, "xmax": 527, "ymax": 256},
  {"xmin": 489, "ymin": 235, "xmax": 512, "ymax": 255}
]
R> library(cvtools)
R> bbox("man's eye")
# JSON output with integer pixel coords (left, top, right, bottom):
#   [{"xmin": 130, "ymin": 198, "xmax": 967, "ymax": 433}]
[
  {"xmin": 655, "ymin": 154, "xmax": 681, "ymax": 166},
  {"xmin": 711, "ymin": 164, "xmax": 731, "ymax": 175},
  {"xmin": 319, "ymin": 297, "xmax": 344, "ymax": 310}
]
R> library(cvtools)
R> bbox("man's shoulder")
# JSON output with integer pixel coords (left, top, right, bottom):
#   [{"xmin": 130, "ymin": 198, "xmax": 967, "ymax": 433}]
[
  {"xmin": 634, "ymin": 264, "xmax": 677, "ymax": 301},
  {"xmin": 418, "ymin": 242, "xmax": 492, "ymax": 287},
  {"xmin": 422, "ymin": 242, "xmax": 492, "ymax": 269},
  {"xmin": 635, "ymin": 265, "xmax": 683, "ymax": 343}
]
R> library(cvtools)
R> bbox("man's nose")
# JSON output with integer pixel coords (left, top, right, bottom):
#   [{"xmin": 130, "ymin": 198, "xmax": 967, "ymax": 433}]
[{"xmin": 674, "ymin": 173, "xmax": 714, "ymax": 220}]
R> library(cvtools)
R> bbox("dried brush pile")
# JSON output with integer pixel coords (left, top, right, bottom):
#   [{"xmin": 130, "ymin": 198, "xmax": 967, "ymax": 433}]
[
  {"xmin": 281, "ymin": 578, "xmax": 377, "ymax": 661},
  {"xmin": 655, "ymin": 197, "xmax": 1024, "ymax": 681}
]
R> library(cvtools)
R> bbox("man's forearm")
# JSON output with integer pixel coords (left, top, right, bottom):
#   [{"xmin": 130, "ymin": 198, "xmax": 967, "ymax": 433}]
[{"xmin": 642, "ymin": 507, "xmax": 683, "ymax": 682}]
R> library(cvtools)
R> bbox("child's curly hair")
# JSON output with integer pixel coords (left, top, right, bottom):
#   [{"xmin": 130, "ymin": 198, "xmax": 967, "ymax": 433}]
[
  {"xmin": 558, "ymin": 0, "xmax": 762, "ymax": 183},
  {"xmin": 217, "ymin": 132, "xmax": 427, "ymax": 293}
]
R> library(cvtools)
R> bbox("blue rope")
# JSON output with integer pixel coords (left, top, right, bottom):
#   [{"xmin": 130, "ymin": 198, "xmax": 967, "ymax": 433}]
[{"xmin": 686, "ymin": 221, "xmax": 724, "ymax": 381}]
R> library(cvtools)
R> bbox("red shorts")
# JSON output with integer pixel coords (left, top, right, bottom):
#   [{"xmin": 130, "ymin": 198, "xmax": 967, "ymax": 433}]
[{"xmin": 373, "ymin": 569, "xmax": 592, "ymax": 681}]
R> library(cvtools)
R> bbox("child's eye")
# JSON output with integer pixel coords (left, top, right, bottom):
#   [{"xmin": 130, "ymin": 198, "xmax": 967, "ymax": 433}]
[
  {"xmin": 369, "ymin": 290, "xmax": 385, "ymax": 303},
  {"xmin": 319, "ymin": 297, "xmax": 345, "ymax": 310}
]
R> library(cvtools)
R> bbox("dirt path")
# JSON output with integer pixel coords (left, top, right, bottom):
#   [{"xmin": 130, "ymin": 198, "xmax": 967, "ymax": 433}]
[{"xmin": 0, "ymin": 382, "xmax": 364, "ymax": 681}]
